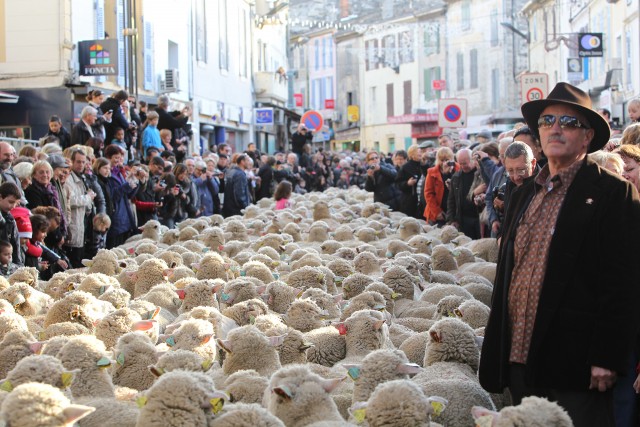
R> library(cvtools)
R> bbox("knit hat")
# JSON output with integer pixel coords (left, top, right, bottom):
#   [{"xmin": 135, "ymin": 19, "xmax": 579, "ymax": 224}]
[{"xmin": 11, "ymin": 207, "xmax": 32, "ymax": 239}]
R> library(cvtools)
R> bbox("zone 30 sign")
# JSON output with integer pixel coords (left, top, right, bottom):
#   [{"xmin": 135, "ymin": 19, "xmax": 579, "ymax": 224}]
[{"xmin": 520, "ymin": 73, "xmax": 549, "ymax": 104}]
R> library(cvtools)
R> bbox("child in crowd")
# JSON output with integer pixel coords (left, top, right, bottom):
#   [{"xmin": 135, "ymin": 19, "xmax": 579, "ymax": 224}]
[
  {"xmin": 31, "ymin": 206, "xmax": 69, "ymax": 279},
  {"xmin": 294, "ymin": 179, "xmax": 307, "ymax": 195},
  {"xmin": 142, "ymin": 111, "xmax": 162, "ymax": 159},
  {"xmin": 111, "ymin": 127, "xmax": 129, "ymax": 164},
  {"xmin": 335, "ymin": 169, "xmax": 351, "ymax": 189},
  {"xmin": 86, "ymin": 213, "xmax": 111, "ymax": 259},
  {"xmin": 23, "ymin": 214, "xmax": 68, "ymax": 272},
  {"xmin": 274, "ymin": 181, "xmax": 293, "ymax": 210},
  {"xmin": 0, "ymin": 240, "xmax": 18, "ymax": 277}
]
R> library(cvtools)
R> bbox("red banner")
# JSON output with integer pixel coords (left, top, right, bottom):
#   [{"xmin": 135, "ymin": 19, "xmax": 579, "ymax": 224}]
[
  {"xmin": 294, "ymin": 93, "xmax": 303, "ymax": 107},
  {"xmin": 324, "ymin": 99, "xmax": 335, "ymax": 109}
]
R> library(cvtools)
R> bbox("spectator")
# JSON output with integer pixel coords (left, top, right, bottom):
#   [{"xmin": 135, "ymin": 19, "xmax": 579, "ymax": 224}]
[
  {"xmin": 86, "ymin": 89, "xmax": 113, "ymax": 140},
  {"xmin": 93, "ymin": 157, "xmax": 113, "ymax": 223},
  {"xmin": 18, "ymin": 145, "xmax": 38, "ymax": 163},
  {"xmin": 31, "ymin": 206, "xmax": 67, "ymax": 278},
  {"xmin": 620, "ymin": 123, "xmax": 640, "ymax": 146},
  {"xmin": 110, "ymin": 127, "xmax": 129, "ymax": 164},
  {"xmin": 142, "ymin": 111, "xmax": 162, "ymax": 158},
  {"xmin": 222, "ymin": 154, "xmax": 251, "ymax": 217},
  {"xmin": 185, "ymin": 158, "xmax": 196, "ymax": 176},
  {"xmin": 158, "ymin": 172, "xmax": 179, "ymax": 228},
  {"xmin": 588, "ymin": 150, "xmax": 624, "ymax": 176},
  {"xmin": 396, "ymin": 145, "xmax": 423, "ymax": 218},
  {"xmin": 0, "ymin": 182, "xmax": 22, "ymax": 265},
  {"xmin": 291, "ymin": 124, "xmax": 312, "ymax": 157},
  {"xmin": 23, "ymin": 213, "xmax": 67, "ymax": 272},
  {"xmin": 446, "ymin": 148, "xmax": 481, "ymax": 239},
  {"xmin": 44, "ymin": 116, "xmax": 72, "ymax": 150},
  {"xmin": 392, "ymin": 149, "xmax": 408, "ymax": 170},
  {"xmin": 495, "ymin": 142, "xmax": 538, "ymax": 228},
  {"xmin": 416, "ymin": 141, "xmax": 437, "ymax": 216},
  {"xmin": 438, "ymin": 133, "xmax": 455, "ymax": 150},
  {"xmin": 0, "ymin": 240, "xmax": 18, "ymax": 277},
  {"xmin": 63, "ymin": 149, "xmax": 96, "ymax": 267},
  {"xmin": 475, "ymin": 142, "xmax": 501, "ymax": 185},
  {"xmin": 218, "ymin": 143, "xmax": 232, "ymax": 157},
  {"xmin": 71, "ymin": 106, "xmax": 100, "ymax": 147},
  {"xmin": 299, "ymin": 143, "xmax": 313, "ymax": 170},
  {"xmin": 256, "ymin": 156, "xmax": 276, "ymax": 201},
  {"xmin": 13, "ymin": 162, "xmax": 33, "ymax": 191},
  {"xmin": 0, "ymin": 142, "xmax": 25, "ymax": 203},
  {"xmin": 47, "ymin": 155, "xmax": 70, "ymax": 229},
  {"xmin": 514, "ymin": 126, "xmax": 546, "ymax": 168},
  {"xmin": 155, "ymin": 95, "xmax": 190, "ymax": 149},
  {"xmin": 193, "ymin": 160, "xmax": 219, "ymax": 216},
  {"xmin": 41, "ymin": 143, "xmax": 63, "ymax": 157},
  {"xmin": 100, "ymin": 90, "xmax": 133, "ymax": 145},
  {"xmin": 104, "ymin": 145, "xmax": 139, "ymax": 247},
  {"xmin": 245, "ymin": 142, "xmax": 262, "ymax": 167},
  {"xmin": 627, "ymin": 97, "xmax": 640, "ymax": 124},
  {"xmin": 485, "ymin": 138, "xmax": 513, "ymax": 237},
  {"xmin": 135, "ymin": 156, "xmax": 164, "ymax": 226},
  {"xmin": 174, "ymin": 163, "xmax": 198, "ymax": 220},
  {"xmin": 274, "ymin": 180, "xmax": 293, "ymax": 210},
  {"xmin": 85, "ymin": 213, "xmax": 111, "ymax": 259},
  {"xmin": 138, "ymin": 100, "xmax": 148, "ymax": 124},
  {"xmin": 24, "ymin": 160, "xmax": 67, "ymax": 236},
  {"xmin": 364, "ymin": 151, "xmax": 400, "ymax": 210},
  {"xmin": 85, "ymin": 137, "xmax": 105, "ymax": 159},
  {"xmin": 423, "ymin": 147, "xmax": 458, "ymax": 226}
]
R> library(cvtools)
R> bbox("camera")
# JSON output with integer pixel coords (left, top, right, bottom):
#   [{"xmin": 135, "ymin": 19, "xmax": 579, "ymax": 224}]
[
  {"xmin": 159, "ymin": 180, "xmax": 167, "ymax": 188},
  {"xmin": 492, "ymin": 183, "xmax": 506, "ymax": 201},
  {"xmin": 367, "ymin": 165, "xmax": 376, "ymax": 171},
  {"xmin": 446, "ymin": 160, "xmax": 456, "ymax": 167}
]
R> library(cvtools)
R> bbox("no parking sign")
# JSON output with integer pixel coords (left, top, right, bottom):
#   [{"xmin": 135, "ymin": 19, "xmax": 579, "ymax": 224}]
[
  {"xmin": 301, "ymin": 110, "xmax": 324, "ymax": 132},
  {"xmin": 438, "ymin": 99, "xmax": 467, "ymax": 128},
  {"xmin": 521, "ymin": 73, "xmax": 549, "ymax": 104}
]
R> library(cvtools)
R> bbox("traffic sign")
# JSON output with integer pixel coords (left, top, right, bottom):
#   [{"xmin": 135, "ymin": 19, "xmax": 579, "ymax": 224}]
[
  {"xmin": 301, "ymin": 110, "xmax": 324, "ymax": 132},
  {"xmin": 521, "ymin": 73, "xmax": 548, "ymax": 104},
  {"xmin": 438, "ymin": 99, "xmax": 467, "ymax": 128}
]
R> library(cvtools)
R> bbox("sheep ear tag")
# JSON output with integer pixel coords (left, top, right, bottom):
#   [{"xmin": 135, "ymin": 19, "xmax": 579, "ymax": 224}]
[
  {"xmin": 429, "ymin": 397, "xmax": 448, "ymax": 416},
  {"xmin": 201, "ymin": 359, "xmax": 213, "ymax": 371},
  {"xmin": 346, "ymin": 366, "xmax": 361, "ymax": 381},
  {"xmin": 135, "ymin": 396, "xmax": 148, "ymax": 408},
  {"xmin": 116, "ymin": 353, "xmax": 125, "ymax": 366},
  {"xmin": 61, "ymin": 372, "xmax": 73, "ymax": 388},
  {"xmin": 96, "ymin": 357, "xmax": 111, "ymax": 369},
  {"xmin": 165, "ymin": 336, "xmax": 176, "ymax": 347},
  {"xmin": 348, "ymin": 403, "xmax": 367, "ymax": 424},
  {"xmin": 209, "ymin": 391, "xmax": 228, "ymax": 414},
  {"xmin": 0, "ymin": 380, "xmax": 13, "ymax": 392},
  {"xmin": 391, "ymin": 292, "xmax": 400, "ymax": 300},
  {"xmin": 475, "ymin": 415, "xmax": 494, "ymax": 427},
  {"xmin": 273, "ymin": 385, "xmax": 292, "ymax": 399},
  {"xmin": 249, "ymin": 315, "xmax": 256, "ymax": 325},
  {"xmin": 176, "ymin": 290, "xmax": 186, "ymax": 300},
  {"xmin": 148, "ymin": 307, "xmax": 161, "ymax": 320},
  {"xmin": 334, "ymin": 323, "xmax": 347, "ymax": 335},
  {"xmin": 99, "ymin": 286, "xmax": 108, "ymax": 296},
  {"xmin": 221, "ymin": 293, "xmax": 231, "ymax": 302},
  {"xmin": 127, "ymin": 247, "xmax": 135, "ymax": 255},
  {"xmin": 202, "ymin": 247, "xmax": 210, "ymax": 253}
]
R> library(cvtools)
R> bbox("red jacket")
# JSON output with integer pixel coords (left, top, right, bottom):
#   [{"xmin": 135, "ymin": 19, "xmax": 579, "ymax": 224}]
[{"xmin": 423, "ymin": 164, "xmax": 459, "ymax": 221}]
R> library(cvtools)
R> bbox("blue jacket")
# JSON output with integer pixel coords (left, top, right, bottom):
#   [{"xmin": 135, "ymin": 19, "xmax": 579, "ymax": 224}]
[
  {"xmin": 142, "ymin": 125, "xmax": 162, "ymax": 155},
  {"xmin": 194, "ymin": 174, "xmax": 219, "ymax": 216},
  {"xmin": 107, "ymin": 166, "xmax": 137, "ymax": 236},
  {"xmin": 222, "ymin": 166, "xmax": 250, "ymax": 217}
]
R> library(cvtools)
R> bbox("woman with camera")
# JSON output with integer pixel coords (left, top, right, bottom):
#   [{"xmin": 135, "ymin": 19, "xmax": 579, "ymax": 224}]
[
  {"xmin": 364, "ymin": 151, "xmax": 400, "ymax": 210},
  {"xmin": 424, "ymin": 147, "xmax": 458, "ymax": 226},
  {"xmin": 396, "ymin": 145, "xmax": 424, "ymax": 218}
]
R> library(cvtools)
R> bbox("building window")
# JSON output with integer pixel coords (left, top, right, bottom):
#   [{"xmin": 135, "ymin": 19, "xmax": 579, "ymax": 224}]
[
  {"xmin": 491, "ymin": 68, "xmax": 500, "ymax": 110},
  {"xmin": 424, "ymin": 66, "xmax": 441, "ymax": 101},
  {"xmin": 461, "ymin": 0, "xmax": 471, "ymax": 31},
  {"xmin": 457, "ymin": 52, "xmax": 464, "ymax": 91},
  {"xmin": 345, "ymin": 43, "xmax": 353, "ymax": 75},
  {"xmin": 424, "ymin": 24, "xmax": 440, "ymax": 56},
  {"xmin": 490, "ymin": 9, "xmax": 498, "ymax": 47},
  {"xmin": 329, "ymin": 38, "xmax": 334, "ymax": 68},
  {"xmin": 322, "ymin": 38, "xmax": 327, "ymax": 69},
  {"xmin": 383, "ymin": 34, "xmax": 396, "ymax": 67},
  {"xmin": 403, "ymin": 80, "xmax": 412, "ymax": 115},
  {"xmin": 196, "ymin": 0, "xmax": 207, "ymax": 62},
  {"xmin": 386, "ymin": 83, "xmax": 394, "ymax": 117},
  {"xmin": 626, "ymin": 30, "xmax": 632, "ymax": 89},
  {"xmin": 299, "ymin": 46, "xmax": 305, "ymax": 69},
  {"xmin": 366, "ymin": 39, "xmax": 379, "ymax": 71},
  {"xmin": 314, "ymin": 40, "xmax": 320, "ymax": 71},
  {"xmin": 399, "ymin": 31, "xmax": 414, "ymax": 64},
  {"xmin": 388, "ymin": 137, "xmax": 395, "ymax": 153},
  {"xmin": 238, "ymin": 7, "xmax": 248, "ymax": 77},
  {"xmin": 218, "ymin": 0, "xmax": 228, "ymax": 71},
  {"xmin": 470, "ymin": 49, "xmax": 478, "ymax": 89}
]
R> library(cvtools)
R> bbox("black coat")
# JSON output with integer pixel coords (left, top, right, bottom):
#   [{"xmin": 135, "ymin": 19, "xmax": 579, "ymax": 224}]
[
  {"xmin": 479, "ymin": 159, "xmax": 640, "ymax": 392},
  {"xmin": 100, "ymin": 97, "xmax": 130, "ymax": 144},
  {"xmin": 364, "ymin": 162, "xmax": 400, "ymax": 210},
  {"xmin": 70, "ymin": 121, "xmax": 99, "ymax": 146},
  {"xmin": 155, "ymin": 107, "xmax": 188, "ymax": 146},
  {"xmin": 395, "ymin": 160, "xmax": 423, "ymax": 218}
]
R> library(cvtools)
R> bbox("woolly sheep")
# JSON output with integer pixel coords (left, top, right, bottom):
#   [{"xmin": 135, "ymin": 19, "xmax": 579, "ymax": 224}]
[
  {"xmin": 454, "ymin": 299, "xmax": 490, "ymax": 330},
  {"xmin": 423, "ymin": 318, "xmax": 481, "ymax": 371},
  {"xmin": 427, "ymin": 270, "xmax": 458, "ymax": 285},
  {"xmin": 320, "ymin": 240, "xmax": 342, "ymax": 255},
  {"xmin": 178, "ymin": 226, "xmax": 199, "ymax": 241},
  {"xmin": 8, "ymin": 267, "xmax": 38, "ymax": 287},
  {"xmin": 43, "ymin": 291, "xmax": 113, "ymax": 330},
  {"xmin": 211, "ymin": 402, "xmax": 285, "ymax": 427},
  {"xmin": 222, "ymin": 298, "xmax": 269, "ymax": 327},
  {"xmin": 242, "ymin": 260, "xmax": 276, "ymax": 285},
  {"xmin": 160, "ymin": 228, "xmax": 179, "ymax": 245},
  {"xmin": 138, "ymin": 283, "xmax": 182, "ymax": 315},
  {"xmin": 464, "ymin": 237, "xmax": 499, "ymax": 263},
  {"xmin": 300, "ymin": 288, "xmax": 341, "ymax": 319},
  {"xmin": 0, "ymin": 382, "xmax": 95, "ymax": 427},
  {"xmin": 307, "ymin": 224, "xmax": 331, "ymax": 242},
  {"xmin": 420, "ymin": 284, "xmax": 474, "ymax": 306},
  {"xmin": 111, "ymin": 331, "xmax": 159, "ymax": 391},
  {"xmin": 138, "ymin": 219, "xmax": 162, "ymax": 241},
  {"xmin": 340, "ymin": 291, "xmax": 386, "ymax": 321},
  {"xmin": 265, "ymin": 281, "xmax": 301, "ymax": 314},
  {"xmin": 218, "ymin": 325, "xmax": 282, "ymax": 377},
  {"xmin": 156, "ymin": 250, "xmax": 184, "ymax": 268},
  {"xmin": 164, "ymin": 318, "xmax": 216, "ymax": 361},
  {"xmin": 135, "ymin": 370, "xmax": 222, "ymax": 427},
  {"xmin": 257, "ymin": 245, "xmax": 281, "ymax": 261},
  {"xmin": 40, "ymin": 322, "xmax": 90, "ymax": 340},
  {"xmin": 397, "ymin": 218, "xmax": 424, "ymax": 240},
  {"xmin": 382, "ymin": 265, "xmax": 420, "ymax": 300},
  {"xmin": 223, "ymin": 369, "xmax": 269, "ymax": 404},
  {"xmin": 264, "ymin": 364, "xmax": 345, "ymax": 427},
  {"xmin": 342, "ymin": 273, "xmax": 374, "ymax": 300},
  {"xmin": 277, "ymin": 329, "xmax": 312, "ymax": 365},
  {"xmin": 334, "ymin": 247, "xmax": 357, "ymax": 261},
  {"xmin": 194, "ymin": 253, "xmax": 233, "ymax": 281},
  {"xmin": 0, "ymin": 330, "xmax": 39, "ymax": 379},
  {"xmin": 338, "ymin": 310, "xmax": 390, "ymax": 364},
  {"xmin": 457, "ymin": 261, "xmax": 497, "ymax": 283},
  {"xmin": 471, "ymin": 396, "xmax": 574, "ymax": 427},
  {"xmin": 285, "ymin": 299, "xmax": 327, "ymax": 332},
  {"xmin": 130, "ymin": 258, "xmax": 170, "ymax": 297},
  {"xmin": 326, "ymin": 258, "xmax": 355, "ymax": 279},
  {"xmin": 220, "ymin": 278, "xmax": 263, "ymax": 307},
  {"xmin": 430, "ymin": 246, "xmax": 459, "ymax": 272},
  {"xmin": 98, "ymin": 288, "xmax": 131, "ymax": 310},
  {"xmin": 0, "ymin": 282, "xmax": 52, "ymax": 317},
  {"xmin": 353, "ymin": 251, "xmax": 382, "ymax": 275},
  {"xmin": 290, "ymin": 253, "xmax": 323, "ymax": 271},
  {"xmin": 285, "ymin": 266, "xmax": 327, "ymax": 292},
  {"xmin": 398, "ymin": 332, "xmax": 429, "ymax": 366},
  {"xmin": 408, "ymin": 235, "xmax": 434, "ymax": 255},
  {"xmin": 2, "ymin": 354, "xmax": 73, "ymax": 391},
  {"xmin": 56, "ymin": 335, "xmax": 115, "ymax": 399},
  {"xmin": 178, "ymin": 280, "xmax": 220, "ymax": 314},
  {"xmin": 150, "ymin": 349, "xmax": 211, "ymax": 377}
]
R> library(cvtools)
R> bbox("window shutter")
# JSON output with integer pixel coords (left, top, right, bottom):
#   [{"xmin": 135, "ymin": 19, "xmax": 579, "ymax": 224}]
[{"xmin": 143, "ymin": 20, "xmax": 154, "ymax": 91}]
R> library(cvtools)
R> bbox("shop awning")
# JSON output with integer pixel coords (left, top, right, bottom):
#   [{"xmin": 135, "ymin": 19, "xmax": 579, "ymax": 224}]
[{"xmin": 0, "ymin": 91, "xmax": 19, "ymax": 104}]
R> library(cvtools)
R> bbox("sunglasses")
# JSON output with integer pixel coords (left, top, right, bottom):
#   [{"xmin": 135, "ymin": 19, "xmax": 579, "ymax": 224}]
[{"xmin": 537, "ymin": 115, "xmax": 590, "ymax": 130}]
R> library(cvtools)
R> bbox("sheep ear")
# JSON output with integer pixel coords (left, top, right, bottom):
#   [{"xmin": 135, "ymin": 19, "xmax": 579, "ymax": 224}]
[
  {"xmin": 29, "ymin": 341, "xmax": 44, "ymax": 354},
  {"xmin": 430, "ymin": 330, "xmax": 442, "ymax": 343},
  {"xmin": 126, "ymin": 271, "xmax": 138, "ymax": 281},
  {"xmin": 269, "ymin": 335, "xmax": 286, "ymax": 347},
  {"xmin": 321, "ymin": 377, "xmax": 345, "ymax": 393},
  {"xmin": 373, "ymin": 319, "xmax": 385, "ymax": 331},
  {"xmin": 200, "ymin": 334, "xmax": 213, "ymax": 345},
  {"xmin": 206, "ymin": 391, "xmax": 229, "ymax": 414},
  {"xmin": 61, "ymin": 405, "xmax": 96, "ymax": 424},
  {"xmin": 256, "ymin": 285, "xmax": 266, "ymax": 295},
  {"xmin": 396, "ymin": 362, "xmax": 422, "ymax": 375},
  {"xmin": 453, "ymin": 308, "xmax": 463, "ymax": 318},
  {"xmin": 81, "ymin": 259, "xmax": 93, "ymax": 267},
  {"xmin": 149, "ymin": 366, "xmax": 164, "ymax": 377},
  {"xmin": 201, "ymin": 359, "xmax": 213, "ymax": 371},
  {"xmin": 333, "ymin": 294, "xmax": 343, "ymax": 303},
  {"xmin": 299, "ymin": 342, "xmax": 314, "ymax": 351},
  {"xmin": 273, "ymin": 385, "xmax": 293, "ymax": 399},
  {"xmin": 475, "ymin": 336, "xmax": 484, "ymax": 348},
  {"xmin": 217, "ymin": 338, "xmax": 232, "ymax": 353},
  {"xmin": 471, "ymin": 406, "xmax": 500, "ymax": 425},
  {"xmin": 426, "ymin": 396, "xmax": 448, "ymax": 416},
  {"xmin": 163, "ymin": 268, "xmax": 174, "ymax": 277}
]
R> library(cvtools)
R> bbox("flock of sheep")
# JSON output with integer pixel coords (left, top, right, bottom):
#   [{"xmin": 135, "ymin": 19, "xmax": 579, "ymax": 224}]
[{"xmin": 0, "ymin": 187, "xmax": 575, "ymax": 426}]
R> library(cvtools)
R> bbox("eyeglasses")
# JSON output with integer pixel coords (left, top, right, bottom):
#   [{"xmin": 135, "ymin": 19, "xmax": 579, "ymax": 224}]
[
  {"xmin": 369, "ymin": 156, "xmax": 379, "ymax": 160},
  {"xmin": 537, "ymin": 115, "xmax": 590, "ymax": 130},
  {"xmin": 506, "ymin": 167, "xmax": 529, "ymax": 177}
]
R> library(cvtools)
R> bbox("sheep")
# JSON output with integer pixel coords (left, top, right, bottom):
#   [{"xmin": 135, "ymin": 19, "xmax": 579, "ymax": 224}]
[
  {"xmin": 285, "ymin": 266, "xmax": 327, "ymax": 292},
  {"xmin": 454, "ymin": 299, "xmax": 490, "ymax": 330},
  {"xmin": 217, "ymin": 325, "xmax": 282, "ymax": 377},
  {"xmin": 8, "ymin": 267, "xmax": 38, "ymax": 287},
  {"xmin": 2, "ymin": 354, "xmax": 73, "ymax": 391},
  {"xmin": 422, "ymin": 317, "xmax": 480, "ymax": 371},
  {"xmin": 211, "ymin": 402, "xmax": 285, "ymax": 427},
  {"xmin": 220, "ymin": 278, "xmax": 262, "ymax": 306},
  {"xmin": 160, "ymin": 228, "xmax": 179, "ymax": 245},
  {"xmin": 430, "ymin": 245, "xmax": 459, "ymax": 272},
  {"xmin": 264, "ymin": 281, "xmax": 301, "ymax": 314},
  {"xmin": 257, "ymin": 245, "xmax": 281, "ymax": 261},
  {"xmin": 359, "ymin": 380, "xmax": 446, "ymax": 427},
  {"xmin": 300, "ymin": 288, "xmax": 341, "ymax": 319},
  {"xmin": 110, "ymin": 332, "xmax": 159, "ymax": 391},
  {"xmin": 276, "ymin": 329, "xmax": 312, "ymax": 365},
  {"xmin": 194, "ymin": 252, "xmax": 233, "ymax": 281},
  {"xmin": 56, "ymin": 335, "xmax": 115, "ymax": 399},
  {"xmin": 407, "ymin": 235, "xmax": 434, "ymax": 255},
  {"xmin": 72, "ymin": 396, "xmax": 140, "ymax": 427},
  {"xmin": 290, "ymin": 253, "xmax": 323, "ymax": 271},
  {"xmin": 434, "ymin": 295, "xmax": 468, "ymax": 320},
  {"xmin": 285, "ymin": 298, "xmax": 327, "ymax": 332},
  {"xmin": 326, "ymin": 258, "xmax": 355, "ymax": 279},
  {"xmin": 457, "ymin": 261, "xmax": 497, "ymax": 283},
  {"xmin": 0, "ymin": 382, "xmax": 95, "ymax": 427},
  {"xmin": 464, "ymin": 237, "xmax": 499, "ymax": 263},
  {"xmin": 163, "ymin": 318, "xmax": 217, "ymax": 361},
  {"xmin": 130, "ymin": 258, "xmax": 170, "ymax": 297},
  {"xmin": 134, "ymin": 241, "xmax": 158, "ymax": 255},
  {"xmin": 353, "ymin": 251, "xmax": 382, "ymax": 276},
  {"xmin": 43, "ymin": 291, "xmax": 113, "ymax": 330},
  {"xmin": 427, "ymin": 270, "xmax": 458, "ymax": 285},
  {"xmin": 135, "ymin": 370, "xmax": 223, "ymax": 427},
  {"xmin": 307, "ymin": 223, "xmax": 331, "ymax": 242},
  {"xmin": 178, "ymin": 225, "xmax": 199, "ymax": 241},
  {"xmin": 264, "ymin": 364, "xmax": 345, "ymax": 427},
  {"xmin": 0, "ymin": 282, "xmax": 52, "ymax": 317},
  {"xmin": 94, "ymin": 307, "xmax": 142, "ymax": 349},
  {"xmin": 471, "ymin": 396, "xmax": 574, "ymax": 427},
  {"xmin": 462, "ymin": 282, "xmax": 493, "ymax": 307},
  {"xmin": 137, "ymin": 219, "xmax": 162, "ymax": 241},
  {"xmin": 382, "ymin": 265, "xmax": 421, "ymax": 301},
  {"xmin": 156, "ymin": 250, "xmax": 184, "ymax": 268},
  {"xmin": 99, "ymin": 287, "xmax": 131, "ymax": 310},
  {"xmin": 320, "ymin": 240, "xmax": 342, "ymax": 255},
  {"xmin": 420, "ymin": 284, "xmax": 474, "ymax": 306},
  {"xmin": 223, "ymin": 369, "xmax": 269, "ymax": 404},
  {"xmin": 0, "ymin": 330, "xmax": 39, "ymax": 379},
  {"xmin": 222, "ymin": 298, "xmax": 269, "ymax": 327},
  {"xmin": 77, "ymin": 273, "xmax": 120, "ymax": 298},
  {"xmin": 340, "ymin": 291, "xmax": 387, "ymax": 321},
  {"xmin": 225, "ymin": 220, "xmax": 250, "ymax": 242},
  {"xmin": 334, "ymin": 247, "xmax": 358, "ymax": 261},
  {"xmin": 178, "ymin": 279, "xmax": 220, "ymax": 314},
  {"xmin": 342, "ymin": 273, "xmax": 374, "ymax": 300},
  {"xmin": 137, "ymin": 283, "xmax": 181, "ymax": 316},
  {"xmin": 149, "ymin": 349, "xmax": 211, "ymax": 378}
]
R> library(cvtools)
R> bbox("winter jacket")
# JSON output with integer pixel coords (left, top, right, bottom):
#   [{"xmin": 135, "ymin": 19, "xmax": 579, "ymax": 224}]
[
  {"xmin": 24, "ymin": 181, "xmax": 68, "ymax": 235},
  {"xmin": 194, "ymin": 174, "xmax": 219, "ymax": 216},
  {"xmin": 0, "ymin": 211, "xmax": 22, "ymax": 265},
  {"xmin": 100, "ymin": 97, "xmax": 131, "ymax": 144},
  {"xmin": 45, "ymin": 127, "xmax": 72, "ymax": 149},
  {"xmin": 142, "ymin": 125, "xmax": 162, "ymax": 155},
  {"xmin": 107, "ymin": 166, "xmax": 137, "ymax": 236},
  {"xmin": 63, "ymin": 172, "xmax": 93, "ymax": 248},
  {"xmin": 424, "ymin": 164, "xmax": 460, "ymax": 222},
  {"xmin": 256, "ymin": 164, "xmax": 274, "ymax": 201},
  {"xmin": 222, "ymin": 165, "xmax": 250, "ymax": 217},
  {"xmin": 177, "ymin": 178, "xmax": 199, "ymax": 219},
  {"xmin": 70, "ymin": 121, "xmax": 99, "ymax": 147},
  {"xmin": 84, "ymin": 173, "xmax": 106, "ymax": 215},
  {"xmin": 155, "ymin": 107, "xmax": 188, "ymax": 146},
  {"xmin": 395, "ymin": 160, "xmax": 423, "ymax": 218},
  {"xmin": 364, "ymin": 162, "xmax": 400, "ymax": 210}
]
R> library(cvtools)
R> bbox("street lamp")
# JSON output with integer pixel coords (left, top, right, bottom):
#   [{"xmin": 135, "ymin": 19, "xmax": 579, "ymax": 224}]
[{"xmin": 500, "ymin": 22, "xmax": 530, "ymax": 43}]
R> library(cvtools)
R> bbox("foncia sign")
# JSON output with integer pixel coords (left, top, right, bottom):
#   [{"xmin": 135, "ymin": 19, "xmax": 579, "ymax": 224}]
[{"xmin": 78, "ymin": 39, "xmax": 119, "ymax": 76}]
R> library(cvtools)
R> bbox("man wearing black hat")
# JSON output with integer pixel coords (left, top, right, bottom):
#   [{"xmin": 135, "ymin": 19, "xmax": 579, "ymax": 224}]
[{"xmin": 479, "ymin": 83, "xmax": 640, "ymax": 426}]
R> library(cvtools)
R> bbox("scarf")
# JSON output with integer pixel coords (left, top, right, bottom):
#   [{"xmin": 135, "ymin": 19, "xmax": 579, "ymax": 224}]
[{"xmin": 34, "ymin": 181, "xmax": 66, "ymax": 234}]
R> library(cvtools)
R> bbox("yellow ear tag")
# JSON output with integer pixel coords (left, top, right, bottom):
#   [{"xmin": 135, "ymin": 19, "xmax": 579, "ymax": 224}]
[
  {"xmin": 475, "ymin": 414, "xmax": 494, "ymax": 427},
  {"xmin": 210, "ymin": 397, "xmax": 225, "ymax": 414},
  {"xmin": 37, "ymin": 331, "xmax": 47, "ymax": 340},
  {"xmin": 201, "ymin": 359, "xmax": 213, "ymax": 371},
  {"xmin": 431, "ymin": 400, "xmax": 445, "ymax": 416},
  {"xmin": 352, "ymin": 408, "xmax": 366, "ymax": 424},
  {"xmin": 61, "ymin": 372, "xmax": 73, "ymax": 388},
  {"xmin": 136, "ymin": 396, "xmax": 148, "ymax": 408},
  {"xmin": 0, "ymin": 380, "xmax": 13, "ymax": 392}
]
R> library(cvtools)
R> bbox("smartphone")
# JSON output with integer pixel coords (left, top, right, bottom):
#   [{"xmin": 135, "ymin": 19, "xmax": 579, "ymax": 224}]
[{"xmin": 107, "ymin": 109, "xmax": 113, "ymax": 114}]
